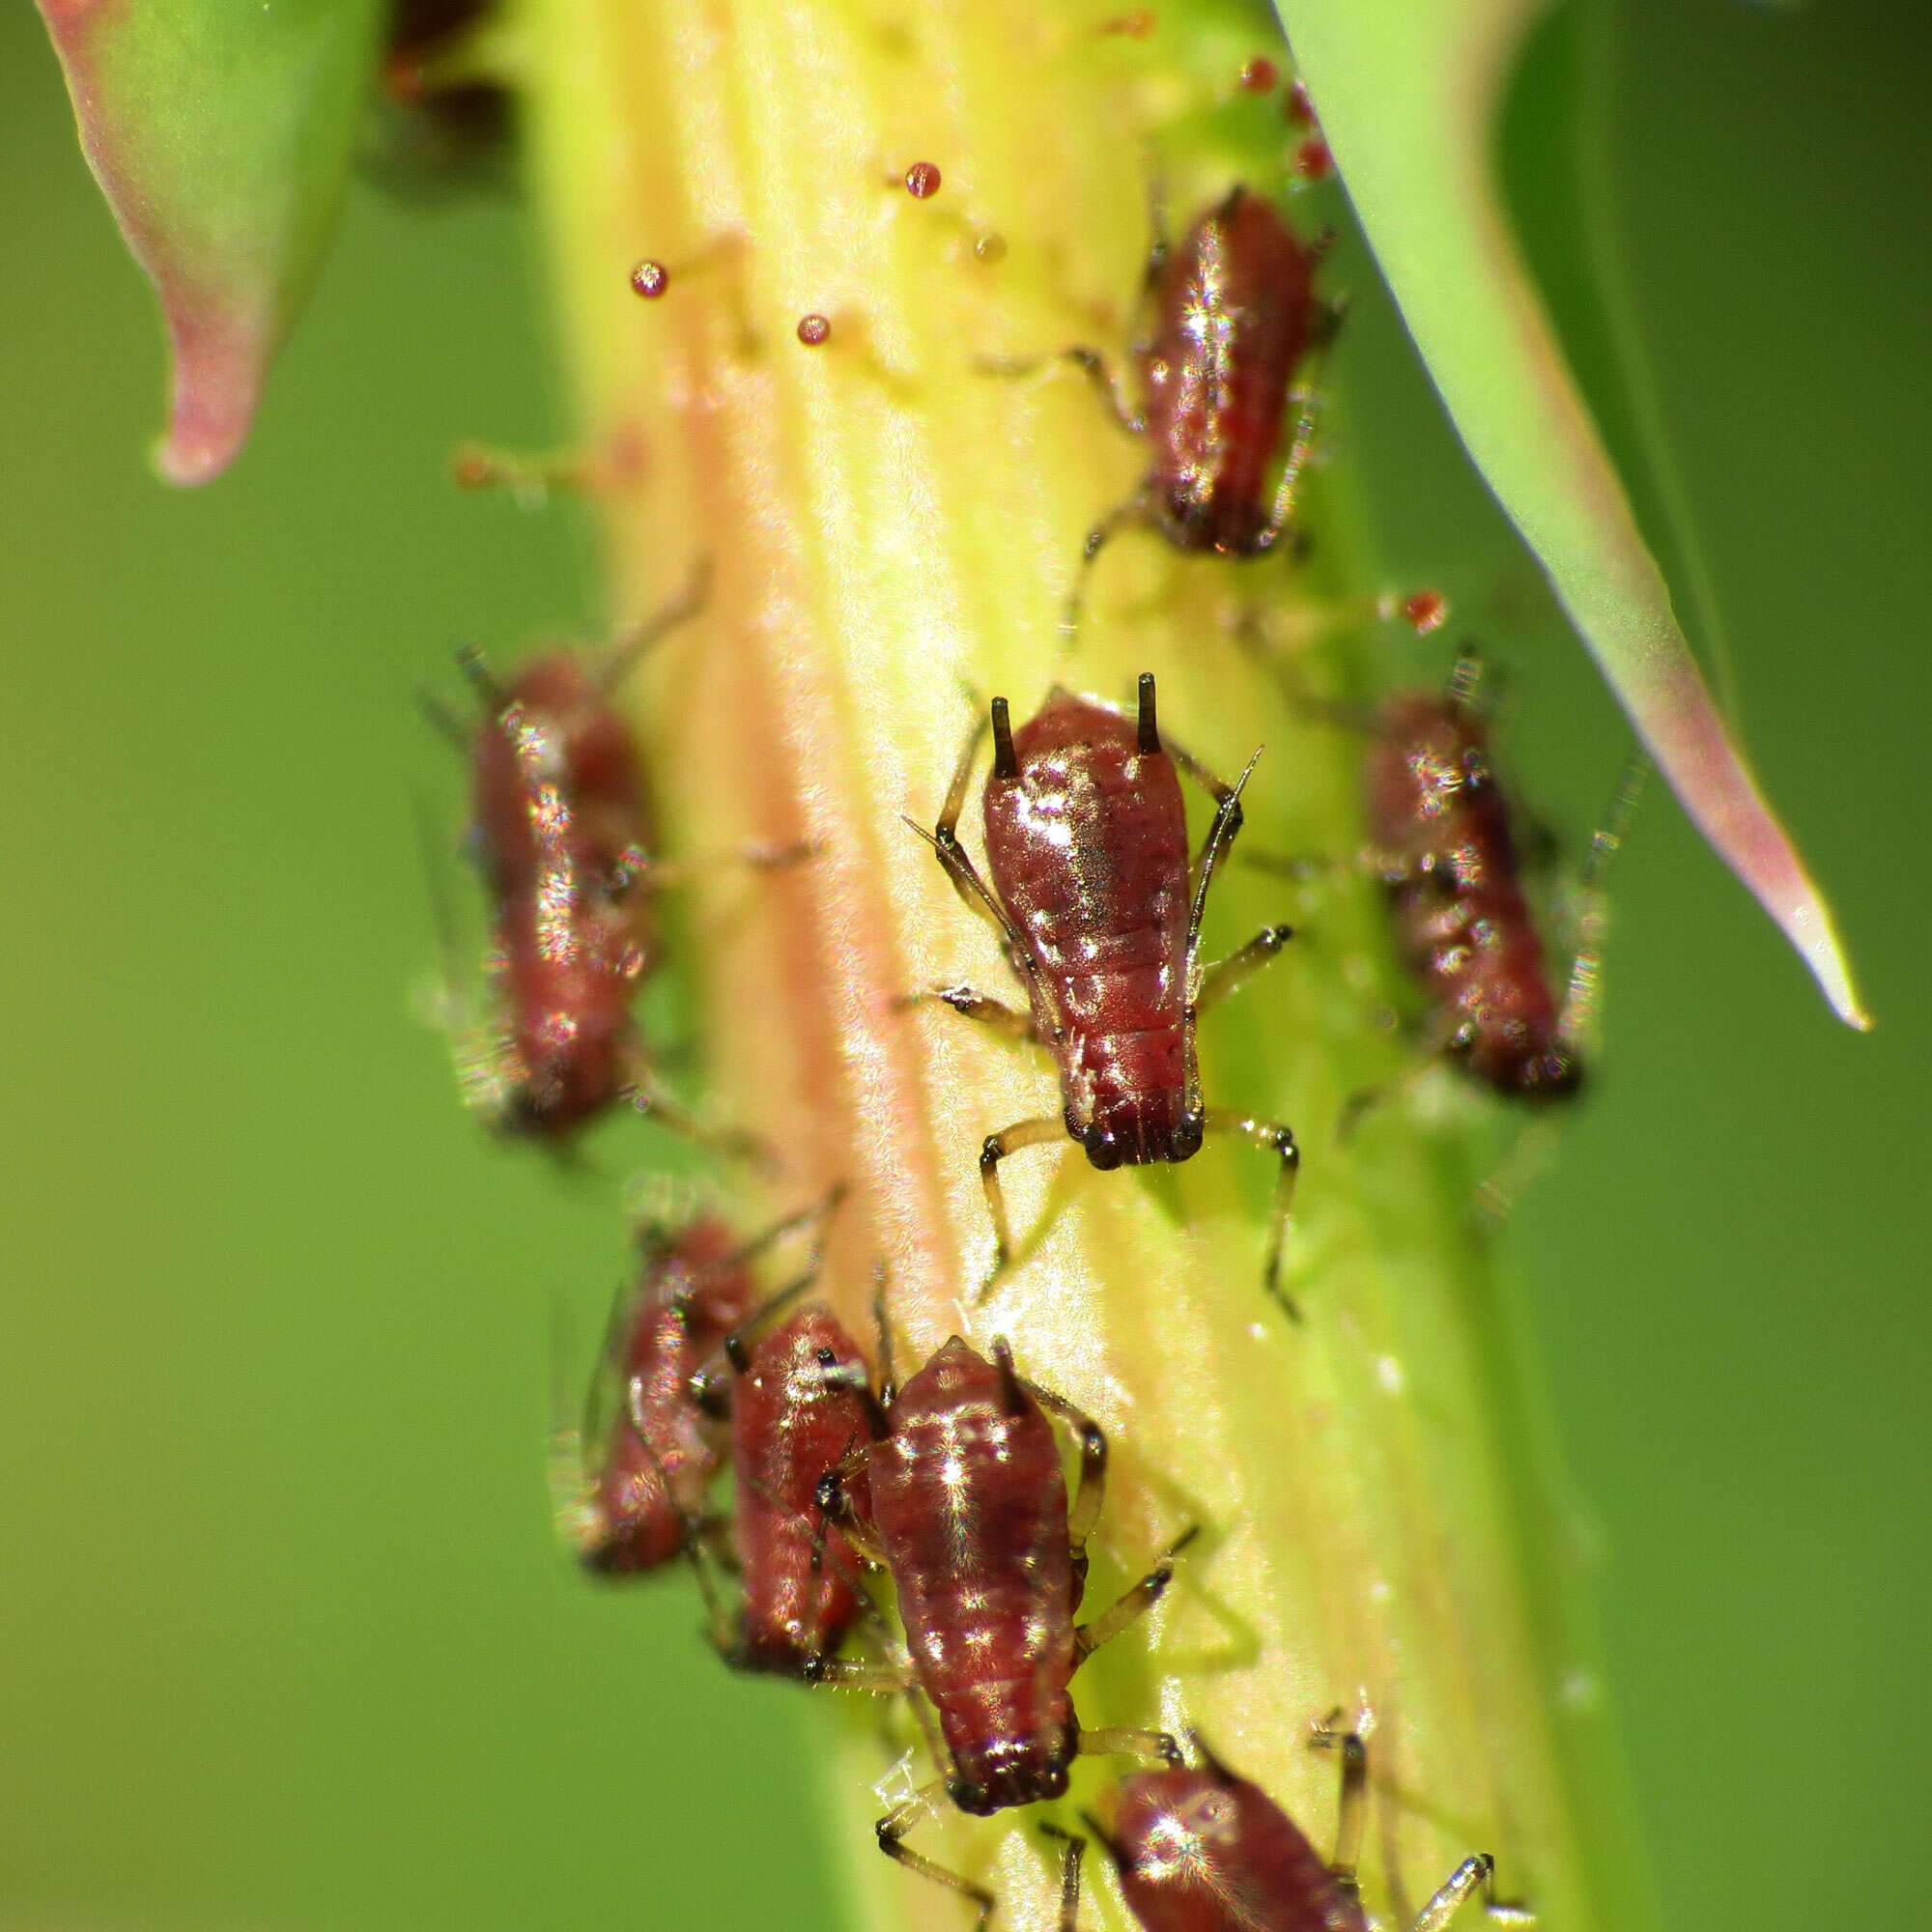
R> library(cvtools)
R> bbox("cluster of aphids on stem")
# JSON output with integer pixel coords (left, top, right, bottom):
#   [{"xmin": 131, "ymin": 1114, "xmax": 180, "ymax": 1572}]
[{"xmin": 408, "ymin": 26, "xmax": 1637, "ymax": 1930}]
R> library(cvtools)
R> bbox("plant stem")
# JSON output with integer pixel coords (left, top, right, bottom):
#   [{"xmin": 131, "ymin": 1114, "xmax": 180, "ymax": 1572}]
[{"xmin": 521, "ymin": 1, "xmax": 1651, "ymax": 1927}]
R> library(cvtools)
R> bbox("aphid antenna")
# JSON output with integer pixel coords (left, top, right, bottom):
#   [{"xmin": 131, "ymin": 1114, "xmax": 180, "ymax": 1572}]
[{"xmin": 599, "ymin": 553, "xmax": 713, "ymax": 696}]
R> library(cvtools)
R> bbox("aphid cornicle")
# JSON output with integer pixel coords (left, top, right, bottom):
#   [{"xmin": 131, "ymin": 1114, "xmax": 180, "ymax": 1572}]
[
  {"xmin": 819, "ymin": 1333, "xmax": 1186, "ymax": 1927},
  {"xmin": 1054, "ymin": 1730, "xmax": 1526, "ymax": 1932},
  {"xmin": 1362, "ymin": 673, "xmax": 1607, "ymax": 1102},
  {"xmin": 1007, "ymin": 185, "xmax": 1330, "ymax": 634},
  {"xmin": 911, "ymin": 673, "xmax": 1301, "ymax": 1310},
  {"xmin": 436, "ymin": 564, "xmax": 705, "ymax": 1139},
  {"xmin": 561, "ymin": 1215, "xmax": 756, "ymax": 1577},
  {"xmin": 717, "ymin": 1303, "xmax": 877, "ymax": 1678}
]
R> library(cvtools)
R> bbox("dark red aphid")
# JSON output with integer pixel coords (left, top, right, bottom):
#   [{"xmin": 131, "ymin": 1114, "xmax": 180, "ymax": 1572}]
[
  {"xmin": 825, "ymin": 1334, "xmax": 1184, "ymax": 1926},
  {"xmin": 913, "ymin": 674, "xmax": 1300, "ymax": 1308},
  {"xmin": 1057, "ymin": 1731, "xmax": 1520, "ymax": 1932},
  {"xmin": 440, "ymin": 568, "xmax": 704, "ymax": 1137},
  {"xmin": 561, "ymin": 1216, "xmax": 755, "ymax": 1576},
  {"xmin": 1362, "ymin": 684, "xmax": 1584, "ymax": 1100},
  {"xmin": 1034, "ymin": 186, "xmax": 1330, "ymax": 634},
  {"xmin": 720, "ymin": 1304, "xmax": 877, "ymax": 1677}
]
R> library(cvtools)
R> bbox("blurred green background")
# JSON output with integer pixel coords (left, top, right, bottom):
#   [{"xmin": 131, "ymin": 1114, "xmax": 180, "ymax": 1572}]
[{"xmin": 2, "ymin": 1, "xmax": 1924, "ymax": 1927}]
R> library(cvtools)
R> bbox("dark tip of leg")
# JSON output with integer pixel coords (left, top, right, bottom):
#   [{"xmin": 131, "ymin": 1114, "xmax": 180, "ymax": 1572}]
[
  {"xmin": 991, "ymin": 697, "xmax": 1019, "ymax": 780},
  {"xmin": 1136, "ymin": 671, "xmax": 1160, "ymax": 754}
]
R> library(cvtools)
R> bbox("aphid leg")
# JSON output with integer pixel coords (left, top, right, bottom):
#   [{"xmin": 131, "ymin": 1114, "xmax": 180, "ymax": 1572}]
[
  {"xmin": 1070, "ymin": 1523, "xmax": 1198, "ymax": 1668},
  {"xmin": 1038, "ymin": 1823, "xmax": 1086, "ymax": 1932},
  {"xmin": 895, "ymin": 983, "xmax": 1035, "ymax": 1040},
  {"xmin": 1253, "ymin": 378, "xmax": 1321, "ymax": 556},
  {"xmin": 627, "ymin": 1068, "xmax": 779, "ymax": 1175},
  {"xmin": 876, "ymin": 1784, "xmax": 997, "ymax": 1932},
  {"xmin": 1201, "ymin": 1109, "xmax": 1301, "ymax": 1319},
  {"xmin": 976, "ymin": 344, "xmax": 1144, "ymax": 436},
  {"xmin": 1063, "ymin": 490, "xmax": 1151, "ymax": 644},
  {"xmin": 904, "ymin": 703, "xmax": 1031, "ymax": 957},
  {"xmin": 1409, "ymin": 1855, "xmax": 1535, "ymax": 1932},
  {"xmin": 600, "ymin": 554, "xmax": 712, "ymax": 695},
  {"xmin": 1075, "ymin": 1725, "xmax": 1182, "ymax": 1767},
  {"xmin": 978, "ymin": 1115, "xmax": 1068, "ymax": 1295},
  {"xmin": 1014, "ymin": 1377, "xmax": 1108, "ymax": 1560},
  {"xmin": 1195, "ymin": 923, "xmax": 1295, "ymax": 1011},
  {"xmin": 1309, "ymin": 1719, "xmax": 1369, "ymax": 1890}
]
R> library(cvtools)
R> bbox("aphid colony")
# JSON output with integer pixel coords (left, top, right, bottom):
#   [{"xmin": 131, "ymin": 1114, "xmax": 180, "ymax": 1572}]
[{"xmin": 423, "ymin": 117, "xmax": 1612, "ymax": 1926}]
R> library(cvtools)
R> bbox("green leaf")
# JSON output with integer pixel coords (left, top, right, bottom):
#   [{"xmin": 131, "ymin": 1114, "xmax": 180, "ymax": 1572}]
[
  {"xmin": 36, "ymin": 0, "xmax": 384, "ymax": 485},
  {"xmin": 1276, "ymin": 0, "xmax": 1870, "ymax": 1030}
]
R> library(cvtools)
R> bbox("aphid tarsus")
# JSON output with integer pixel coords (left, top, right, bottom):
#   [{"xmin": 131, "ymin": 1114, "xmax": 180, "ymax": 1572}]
[{"xmin": 911, "ymin": 673, "xmax": 1300, "ymax": 1310}]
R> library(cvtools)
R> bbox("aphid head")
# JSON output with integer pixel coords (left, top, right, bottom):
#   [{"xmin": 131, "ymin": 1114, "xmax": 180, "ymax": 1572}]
[
  {"xmin": 1081, "ymin": 1098, "xmax": 1204, "ymax": 1171},
  {"xmin": 947, "ymin": 1733, "xmax": 1073, "ymax": 1816},
  {"xmin": 1517, "ymin": 1042, "xmax": 1585, "ymax": 1103}
]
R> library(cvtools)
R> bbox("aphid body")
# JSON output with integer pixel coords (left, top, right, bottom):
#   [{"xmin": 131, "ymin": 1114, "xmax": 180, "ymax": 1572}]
[
  {"xmin": 984, "ymin": 689, "xmax": 1200, "ymax": 1167},
  {"xmin": 867, "ymin": 1337, "xmax": 1081, "ymax": 1812},
  {"xmin": 468, "ymin": 650, "xmax": 658, "ymax": 1133},
  {"xmin": 1137, "ymin": 185, "xmax": 1319, "ymax": 558},
  {"xmin": 1065, "ymin": 1735, "xmax": 1519, "ymax": 1932},
  {"xmin": 725, "ymin": 1306, "xmax": 876, "ymax": 1677},
  {"xmin": 1362, "ymin": 692, "xmax": 1579, "ymax": 1100},
  {"xmin": 571, "ymin": 1217, "xmax": 752, "ymax": 1577},
  {"xmin": 918, "ymin": 676, "xmax": 1299, "ymax": 1301}
]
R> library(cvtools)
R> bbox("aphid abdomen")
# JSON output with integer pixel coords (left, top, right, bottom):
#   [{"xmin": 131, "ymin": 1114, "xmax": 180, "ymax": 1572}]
[
  {"xmin": 983, "ymin": 694, "xmax": 1194, "ymax": 1160},
  {"xmin": 1111, "ymin": 1765, "xmax": 1368, "ymax": 1932},
  {"xmin": 1142, "ymin": 187, "xmax": 1316, "ymax": 556},
  {"xmin": 729, "ymin": 1306, "xmax": 875, "ymax": 1675},
  {"xmin": 868, "ymin": 1339, "xmax": 1079, "ymax": 1814}
]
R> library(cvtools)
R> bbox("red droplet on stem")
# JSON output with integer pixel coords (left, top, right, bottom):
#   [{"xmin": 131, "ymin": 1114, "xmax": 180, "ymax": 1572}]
[
  {"xmin": 630, "ymin": 260, "xmax": 669, "ymax": 299},
  {"xmin": 904, "ymin": 160, "xmax": 942, "ymax": 200},
  {"xmin": 796, "ymin": 314, "xmax": 831, "ymax": 346}
]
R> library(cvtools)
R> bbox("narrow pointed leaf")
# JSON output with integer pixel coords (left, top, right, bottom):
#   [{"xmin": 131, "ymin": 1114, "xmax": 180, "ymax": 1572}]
[
  {"xmin": 36, "ymin": 0, "xmax": 384, "ymax": 485},
  {"xmin": 1277, "ymin": 0, "xmax": 1869, "ymax": 1028}
]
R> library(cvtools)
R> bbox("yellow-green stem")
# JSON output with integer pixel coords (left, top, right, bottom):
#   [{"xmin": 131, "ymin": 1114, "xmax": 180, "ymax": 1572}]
[{"xmin": 521, "ymin": 2, "xmax": 1648, "ymax": 1927}]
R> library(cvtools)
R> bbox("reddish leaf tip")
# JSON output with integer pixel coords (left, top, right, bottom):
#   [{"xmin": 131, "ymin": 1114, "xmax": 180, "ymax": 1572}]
[{"xmin": 150, "ymin": 298, "xmax": 269, "ymax": 486}]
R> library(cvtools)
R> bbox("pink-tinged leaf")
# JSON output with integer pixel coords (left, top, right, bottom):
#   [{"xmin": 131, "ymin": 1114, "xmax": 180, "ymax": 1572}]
[
  {"xmin": 37, "ymin": 0, "xmax": 384, "ymax": 485},
  {"xmin": 1276, "ymin": 0, "xmax": 1870, "ymax": 1028}
]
